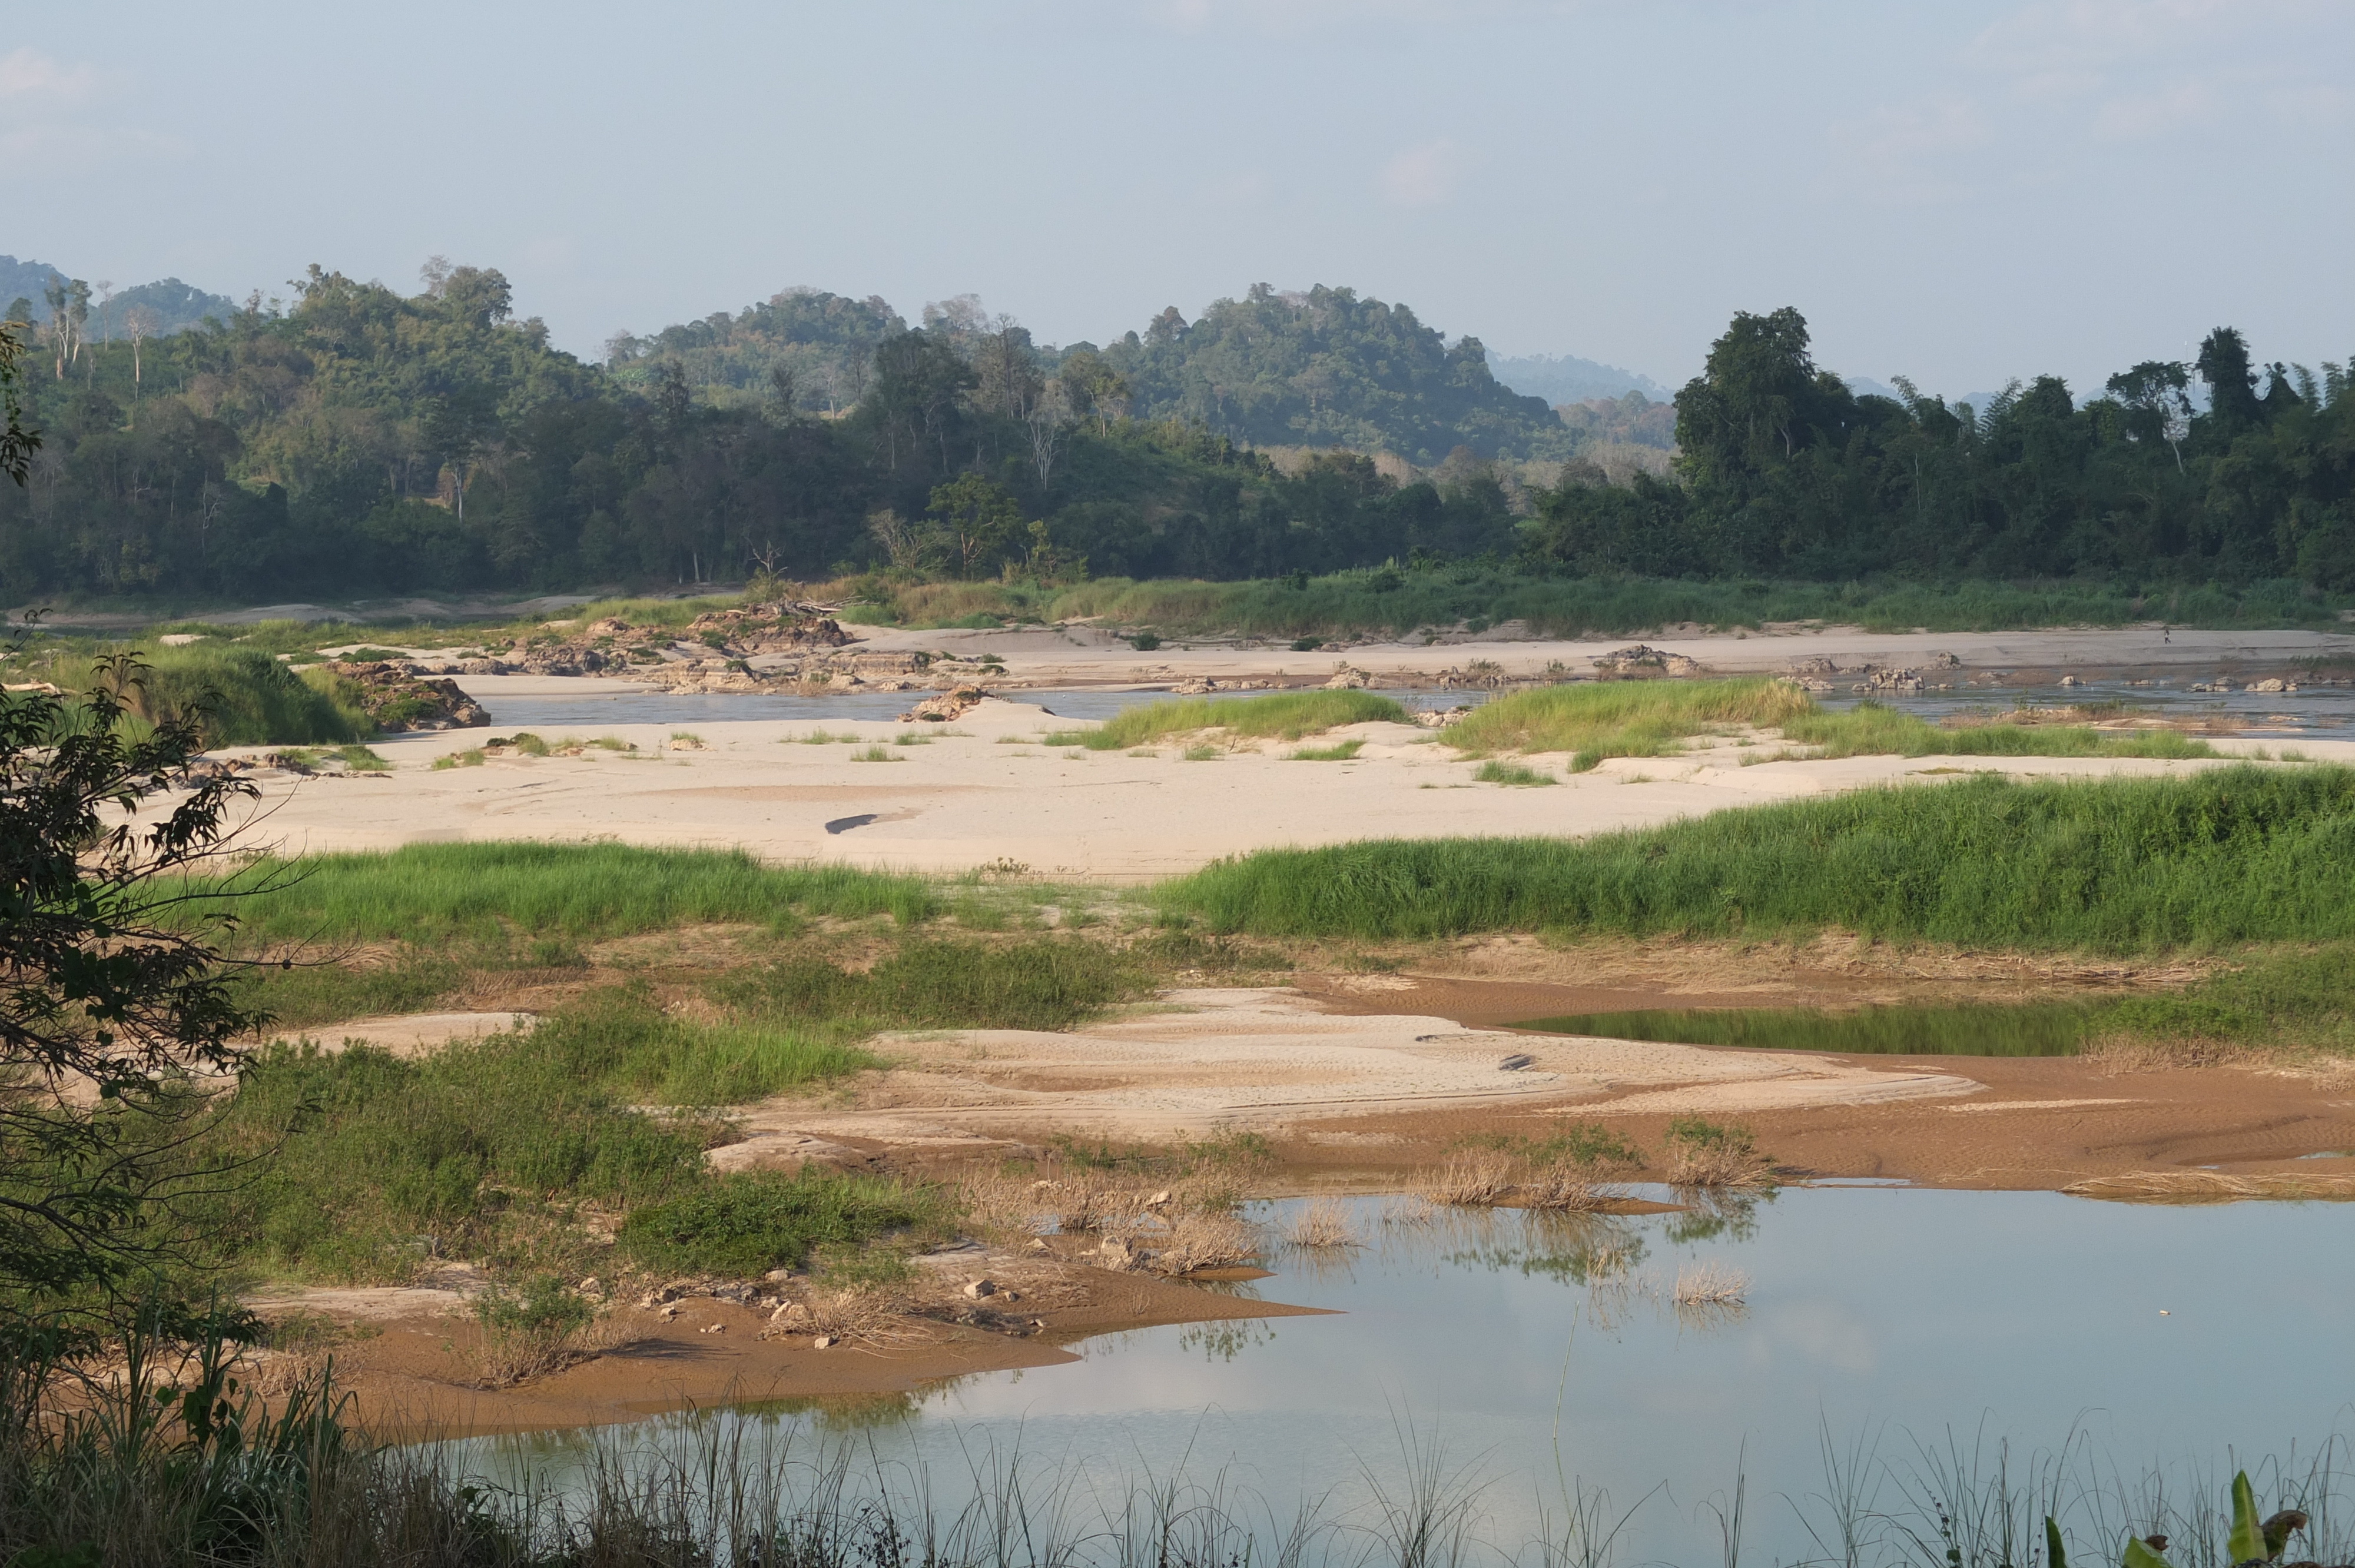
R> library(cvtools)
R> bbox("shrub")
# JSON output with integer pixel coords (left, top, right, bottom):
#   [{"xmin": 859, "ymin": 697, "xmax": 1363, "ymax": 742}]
[{"xmin": 618, "ymin": 1169, "xmax": 947, "ymax": 1278}]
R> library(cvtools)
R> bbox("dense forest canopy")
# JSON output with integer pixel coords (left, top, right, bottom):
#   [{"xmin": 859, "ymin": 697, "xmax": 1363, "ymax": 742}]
[{"xmin": 0, "ymin": 260, "xmax": 2348, "ymax": 604}]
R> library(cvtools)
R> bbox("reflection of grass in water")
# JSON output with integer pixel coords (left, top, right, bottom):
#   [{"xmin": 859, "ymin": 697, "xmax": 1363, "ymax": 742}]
[
  {"xmin": 1516, "ymin": 1002, "xmax": 2094, "ymax": 1057},
  {"xmin": 1177, "ymin": 1318, "xmax": 1278, "ymax": 1363},
  {"xmin": 1441, "ymin": 1208, "xmax": 1649, "ymax": 1285},
  {"xmin": 1663, "ymin": 1189, "xmax": 1769, "ymax": 1245}
]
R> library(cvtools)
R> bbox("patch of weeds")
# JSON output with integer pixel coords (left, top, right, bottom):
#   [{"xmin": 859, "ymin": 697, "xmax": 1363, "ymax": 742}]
[
  {"xmin": 1040, "ymin": 731, "xmax": 1090, "ymax": 747},
  {"xmin": 1133, "ymin": 929, "xmax": 1287, "ymax": 975},
  {"xmin": 1182, "ymin": 743, "xmax": 1222, "ymax": 761},
  {"xmin": 1291, "ymin": 636, "xmax": 1324, "ymax": 652},
  {"xmin": 1474, "ymin": 760, "xmax": 1557, "ymax": 786},
  {"xmin": 1130, "ymin": 632, "xmax": 1162, "ymax": 651},
  {"xmin": 489, "ymin": 733, "xmax": 552, "ymax": 757},
  {"xmin": 1182, "ymin": 1130, "xmax": 1277, "ymax": 1170},
  {"xmin": 792, "ymin": 729, "xmax": 859, "ymax": 745},
  {"xmin": 714, "ymin": 938, "xmax": 1145, "ymax": 1034},
  {"xmin": 669, "ymin": 732, "xmax": 706, "ymax": 750},
  {"xmin": 590, "ymin": 735, "xmax": 636, "ymax": 752},
  {"xmin": 467, "ymin": 1273, "xmax": 608, "ymax": 1386},
  {"xmin": 1128, "ymin": 748, "xmax": 1157, "ymax": 758},
  {"xmin": 1339, "ymin": 949, "xmax": 1403, "ymax": 973},
  {"xmin": 947, "ymin": 897, "xmax": 1010, "ymax": 931},
  {"xmin": 432, "ymin": 748, "xmax": 486, "ymax": 770},
  {"xmin": 618, "ymin": 1169, "xmax": 950, "ymax": 1278},
  {"xmin": 240, "ymin": 951, "xmax": 467, "ymax": 1030},
  {"xmin": 851, "ymin": 745, "xmax": 900, "ymax": 762},
  {"xmin": 892, "ymin": 732, "xmax": 933, "ymax": 746},
  {"xmin": 1289, "ymin": 740, "xmax": 1364, "ymax": 761},
  {"xmin": 1455, "ymin": 1124, "xmax": 1640, "ymax": 1171}
]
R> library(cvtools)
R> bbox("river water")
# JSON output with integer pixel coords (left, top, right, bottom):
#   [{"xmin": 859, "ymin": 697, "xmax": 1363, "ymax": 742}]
[{"xmin": 445, "ymin": 1189, "xmax": 2355, "ymax": 1564}]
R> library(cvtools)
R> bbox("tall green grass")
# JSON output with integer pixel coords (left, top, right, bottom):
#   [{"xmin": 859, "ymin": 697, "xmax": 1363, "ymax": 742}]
[
  {"xmin": 1082, "ymin": 690, "xmax": 1405, "ymax": 749},
  {"xmin": 1451, "ymin": 678, "xmax": 1813, "ymax": 768},
  {"xmin": 217, "ymin": 842, "xmax": 934, "ymax": 945},
  {"xmin": 1783, "ymin": 702, "xmax": 2216, "ymax": 760},
  {"xmin": 18, "ymin": 643, "xmax": 369, "ymax": 745},
  {"xmin": 1451, "ymin": 679, "xmax": 2215, "ymax": 768},
  {"xmin": 1517, "ymin": 1002, "xmax": 2097, "ymax": 1056},
  {"xmin": 1156, "ymin": 766, "xmax": 2355, "ymax": 951},
  {"xmin": 715, "ymin": 938, "xmax": 1145, "ymax": 1032},
  {"xmin": 2104, "ymin": 941, "xmax": 2355, "ymax": 1051}
]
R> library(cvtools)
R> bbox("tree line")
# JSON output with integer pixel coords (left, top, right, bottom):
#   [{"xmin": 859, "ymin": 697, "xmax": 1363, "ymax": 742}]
[{"xmin": 0, "ymin": 261, "xmax": 2347, "ymax": 602}]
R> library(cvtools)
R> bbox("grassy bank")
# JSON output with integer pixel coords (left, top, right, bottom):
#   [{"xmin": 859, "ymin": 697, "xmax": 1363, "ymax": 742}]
[
  {"xmin": 5, "ymin": 643, "xmax": 370, "ymax": 745},
  {"xmin": 831, "ymin": 569, "xmax": 2354, "ymax": 639},
  {"xmin": 217, "ymin": 842, "xmax": 936, "ymax": 947},
  {"xmin": 1447, "ymin": 678, "xmax": 2218, "ymax": 769},
  {"xmin": 1156, "ymin": 765, "xmax": 2355, "ymax": 950}
]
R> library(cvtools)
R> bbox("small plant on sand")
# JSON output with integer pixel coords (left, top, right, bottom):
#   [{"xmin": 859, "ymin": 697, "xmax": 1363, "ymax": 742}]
[
  {"xmin": 1474, "ymin": 759, "xmax": 1556, "ymax": 786},
  {"xmin": 590, "ymin": 735, "xmax": 636, "ymax": 751},
  {"xmin": 1182, "ymin": 743, "xmax": 1222, "ymax": 761},
  {"xmin": 668, "ymin": 731, "xmax": 705, "ymax": 750},
  {"xmin": 892, "ymin": 731, "xmax": 933, "ymax": 746},
  {"xmin": 432, "ymin": 746, "xmax": 486, "ymax": 769},
  {"xmin": 1290, "ymin": 739, "xmax": 1364, "ymax": 761},
  {"xmin": 851, "ymin": 745, "xmax": 900, "ymax": 762},
  {"xmin": 1662, "ymin": 1117, "xmax": 1773, "ymax": 1188},
  {"xmin": 465, "ymin": 1274, "xmax": 625, "ymax": 1387}
]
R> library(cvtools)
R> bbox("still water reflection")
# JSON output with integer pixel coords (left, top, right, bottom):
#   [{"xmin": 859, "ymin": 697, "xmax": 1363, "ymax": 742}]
[{"xmin": 447, "ymin": 1190, "xmax": 2355, "ymax": 1562}]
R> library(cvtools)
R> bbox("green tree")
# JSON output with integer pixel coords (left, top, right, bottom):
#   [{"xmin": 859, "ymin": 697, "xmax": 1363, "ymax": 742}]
[
  {"xmin": 924, "ymin": 473, "xmax": 1021, "ymax": 577},
  {"xmin": 1, "ymin": 655, "xmax": 270, "ymax": 1316}
]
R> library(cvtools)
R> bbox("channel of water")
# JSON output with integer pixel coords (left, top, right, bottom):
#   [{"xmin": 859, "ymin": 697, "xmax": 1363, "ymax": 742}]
[{"xmin": 442, "ymin": 1189, "xmax": 2355, "ymax": 1564}]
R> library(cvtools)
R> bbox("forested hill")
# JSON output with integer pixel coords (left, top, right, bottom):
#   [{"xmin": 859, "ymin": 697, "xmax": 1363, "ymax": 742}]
[
  {"xmin": 1095, "ymin": 284, "xmax": 1571, "ymax": 464},
  {"xmin": 0, "ymin": 256, "xmax": 239, "ymax": 338},
  {"xmin": 613, "ymin": 282, "xmax": 1573, "ymax": 466}
]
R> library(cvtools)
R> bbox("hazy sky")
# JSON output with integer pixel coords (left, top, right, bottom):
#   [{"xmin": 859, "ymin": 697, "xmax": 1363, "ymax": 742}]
[{"xmin": 7, "ymin": 1, "xmax": 2350, "ymax": 398}]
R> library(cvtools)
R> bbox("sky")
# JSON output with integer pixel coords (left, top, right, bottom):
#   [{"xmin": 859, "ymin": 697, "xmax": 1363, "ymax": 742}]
[{"xmin": 5, "ymin": 0, "xmax": 2350, "ymax": 400}]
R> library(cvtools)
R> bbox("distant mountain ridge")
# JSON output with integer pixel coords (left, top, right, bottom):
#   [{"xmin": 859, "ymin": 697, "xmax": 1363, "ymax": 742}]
[
  {"xmin": 1489, "ymin": 352, "xmax": 1671, "ymax": 406},
  {"xmin": 0, "ymin": 255, "xmax": 240, "ymax": 337}
]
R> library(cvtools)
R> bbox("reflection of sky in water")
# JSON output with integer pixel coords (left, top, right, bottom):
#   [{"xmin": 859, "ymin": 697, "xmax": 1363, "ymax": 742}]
[{"xmin": 443, "ymin": 1190, "xmax": 2355, "ymax": 1563}]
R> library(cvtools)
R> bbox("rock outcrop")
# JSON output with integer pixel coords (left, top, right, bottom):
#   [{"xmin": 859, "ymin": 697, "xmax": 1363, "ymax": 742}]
[
  {"xmin": 901, "ymin": 685, "xmax": 989, "ymax": 722},
  {"xmin": 1593, "ymin": 645, "xmax": 1703, "ymax": 677},
  {"xmin": 323, "ymin": 662, "xmax": 490, "ymax": 731}
]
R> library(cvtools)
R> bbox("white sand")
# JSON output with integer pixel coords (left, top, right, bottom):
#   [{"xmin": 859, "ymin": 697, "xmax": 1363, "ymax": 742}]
[
  {"xmin": 737, "ymin": 987, "xmax": 1979, "ymax": 1142},
  {"xmin": 199, "ymin": 694, "xmax": 2355, "ymax": 878}
]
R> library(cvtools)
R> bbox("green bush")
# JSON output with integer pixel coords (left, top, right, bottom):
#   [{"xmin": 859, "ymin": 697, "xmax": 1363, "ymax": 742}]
[
  {"xmin": 618, "ymin": 1168, "xmax": 947, "ymax": 1278},
  {"xmin": 717, "ymin": 938, "xmax": 1143, "ymax": 1033}
]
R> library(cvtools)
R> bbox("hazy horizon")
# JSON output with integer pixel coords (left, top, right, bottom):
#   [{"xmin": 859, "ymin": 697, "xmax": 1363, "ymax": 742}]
[{"xmin": 5, "ymin": 1, "xmax": 2349, "ymax": 401}]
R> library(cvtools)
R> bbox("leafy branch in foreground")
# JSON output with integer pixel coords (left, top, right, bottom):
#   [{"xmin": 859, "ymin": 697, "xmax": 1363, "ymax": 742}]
[{"xmin": 1, "ymin": 653, "xmax": 278, "ymax": 1314}]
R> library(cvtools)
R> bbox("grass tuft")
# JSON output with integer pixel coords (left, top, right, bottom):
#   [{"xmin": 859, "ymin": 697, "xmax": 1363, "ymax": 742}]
[
  {"xmin": 1289, "ymin": 739, "xmax": 1365, "ymax": 761},
  {"xmin": 1473, "ymin": 759, "xmax": 1556, "ymax": 786},
  {"xmin": 1082, "ymin": 690, "xmax": 1406, "ymax": 750},
  {"xmin": 1451, "ymin": 677, "xmax": 1811, "ymax": 764}
]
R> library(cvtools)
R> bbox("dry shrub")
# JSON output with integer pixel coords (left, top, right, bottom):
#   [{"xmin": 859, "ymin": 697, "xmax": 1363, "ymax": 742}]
[
  {"xmin": 2080, "ymin": 1031, "xmax": 2270, "ymax": 1075},
  {"xmin": 1672, "ymin": 1260, "xmax": 1750, "ymax": 1306},
  {"xmin": 1522, "ymin": 1162, "xmax": 1613, "ymax": 1212},
  {"xmin": 1154, "ymin": 1211, "xmax": 1258, "ymax": 1274},
  {"xmin": 1424, "ymin": 1154, "xmax": 1515, "ymax": 1207},
  {"xmin": 958, "ymin": 1170, "xmax": 1056, "ymax": 1238},
  {"xmin": 1283, "ymin": 1197, "xmax": 1360, "ymax": 1248},
  {"xmin": 2064, "ymin": 1170, "xmax": 2355, "ymax": 1203},
  {"xmin": 1382, "ymin": 1195, "xmax": 1438, "ymax": 1228},
  {"xmin": 1662, "ymin": 1118, "xmax": 1773, "ymax": 1189}
]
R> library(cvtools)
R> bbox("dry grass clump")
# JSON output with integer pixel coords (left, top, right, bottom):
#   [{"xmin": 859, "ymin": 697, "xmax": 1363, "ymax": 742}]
[
  {"xmin": 1423, "ymin": 1153, "xmax": 1517, "ymax": 1207},
  {"xmin": 1283, "ymin": 1197, "xmax": 1361, "ymax": 1248},
  {"xmin": 462, "ymin": 1287, "xmax": 636, "ymax": 1388},
  {"xmin": 1661, "ymin": 1117, "xmax": 1774, "ymax": 1189},
  {"xmin": 1155, "ymin": 1211, "xmax": 1259, "ymax": 1274},
  {"xmin": 2079, "ymin": 1032, "xmax": 2270, "ymax": 1075},
  {"xmin": 1521, "ymin": 1162, "xmax": 1613, "ymax": 1212},
  {"xmin": 1672, "ymin": 1260, "xmax": 1751, "ymax": 1307},
  {"xmin": 2064, "ymin": 1171, "xmax": 2355, "ymax": 1203}
]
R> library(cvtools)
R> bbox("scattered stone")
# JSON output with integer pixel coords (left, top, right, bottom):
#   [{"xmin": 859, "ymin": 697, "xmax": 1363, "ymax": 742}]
[
  {"xmin": 812, "ymin": 1334, "xmax": 838, "ymax": 1350},
  {"xmin": 1928, "ymin": 652, "xmax": 1961, "ymax": 670},
  {"xmin": 768, "ymin": 1302, "xmax": 807, "ymax": 1326},
  {"xmin": 1094, "ymin": 1237, "xmax": 1141, "ymax": 1271},
  {"xmin": 698, "ymin": 1323, "xmax": 726, "ymax": 1335},
  {"xmin": 1499, "ymin": 1052, "xmax": 1535, "ymax": 1071},
  {"xmin": 1414, "ymin": 705, "xmax": 1472, "ymax": 727},
  {"xmin": 1145, "ymin": 1190, "xmax": 1172, "ymax": 1208},
  {"xmin": 1323, "ymin": 665, "xmax": 1369, "ymax": 690},
  {"xmin": 962, "ymin": 1278, "xmax": 997, "ymax": 1300},
  {"xmin": 2249, "ymin": 677, "xmax": 2294, "ymax": 693},
  {"xmin": 577, "ymin": 1277, "xmax": 601, "ymax": 1295},
  {"xmin": 1025, "ymin": 1237, "xmax": 1050, "ymax": 1253}
]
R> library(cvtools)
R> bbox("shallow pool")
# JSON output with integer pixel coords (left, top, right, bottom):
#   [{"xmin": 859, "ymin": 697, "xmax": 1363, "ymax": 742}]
[{"xmin": 447, "ymin": 1189, "xmax": 2355, "ymax": 1563}]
